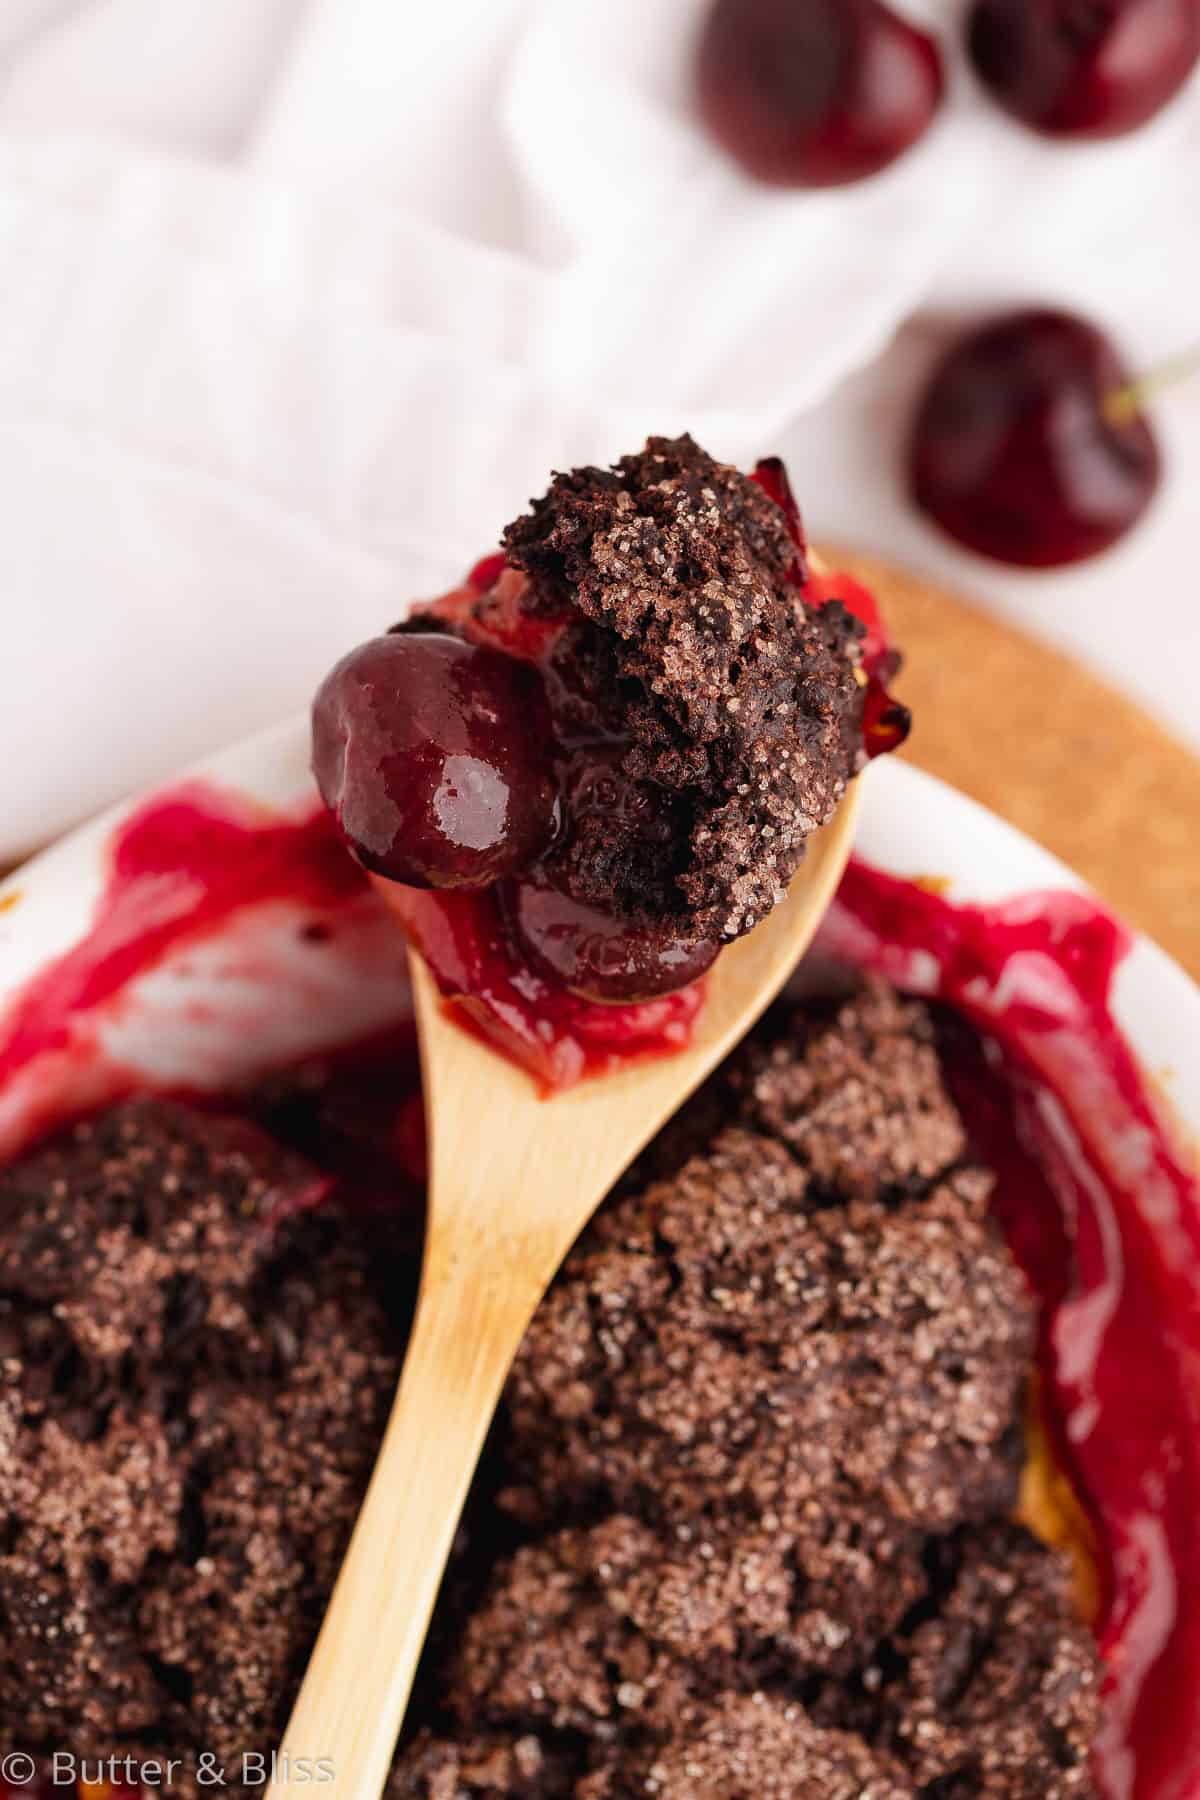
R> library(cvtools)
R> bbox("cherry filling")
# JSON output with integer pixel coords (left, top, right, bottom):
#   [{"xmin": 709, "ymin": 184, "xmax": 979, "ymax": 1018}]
[
  {"xmin": 312, "ymin": 456, "xmax": 907, "ymax": 1061},
  {"xmin": 750, "ymin": 458, "xmax": 912, "ymax": 760},
  {"xmin": 501, "ymin": 874, "xmax": 720, "ymax": 1007}
]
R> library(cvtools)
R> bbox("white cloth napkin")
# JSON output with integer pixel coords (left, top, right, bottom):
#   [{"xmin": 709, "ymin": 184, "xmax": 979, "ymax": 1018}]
[{"xmin": 0, "ymin": 0, "xmax": 1197, "ymax": 857}]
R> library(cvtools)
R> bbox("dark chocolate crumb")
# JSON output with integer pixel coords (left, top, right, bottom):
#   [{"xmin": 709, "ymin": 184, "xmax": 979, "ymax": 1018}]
[
  {"xmin": 877, "ymin": 1522, "xmax": 1101, "ymax": 1796},
  {"xmin": 0, "ymin": 1099, "xmax": 411, "ymax": 1797},
  {"xmin": 503, "ymin": 436, "xmax": 865, "ymax": 941}
]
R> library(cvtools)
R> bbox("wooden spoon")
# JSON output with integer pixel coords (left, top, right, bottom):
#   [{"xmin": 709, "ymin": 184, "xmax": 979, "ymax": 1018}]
[{"xmin": 272, "ymin": 785, "xmax": 862, "ymax": 1797}]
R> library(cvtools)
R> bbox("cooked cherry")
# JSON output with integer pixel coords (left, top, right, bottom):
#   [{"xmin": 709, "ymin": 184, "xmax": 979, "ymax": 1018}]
[
  {"xmin": 503, "ymin": 874, "xmax": 719, "ymax": 1005},
  {"xmin": 968, "ymin": 0, "xmax": 1200, "ymax": 139},
  {"xmin": 862, "ymin": 679, "xmax": 912, "ymax": 757},
  {"xmin": 312, "ymin": 633, "xmax": 558, "ymax": 889},
  {"xmin": 909, "ymin": 309, "xmax": 1162, "ymax": 567},
  {"xmin": 465, "ymin": 566, "xmax": 573, "ymax": 668},
  {"xmin": 467, "ymin": 550, "xmax": 507, "ymax": 593},
  {"xmin": 751, "ymin": 456, "xmax": 807, "ymax": 584},
  {"xmin": 696, "ymin": 0, "xmax": 945, "ymax": 187}
]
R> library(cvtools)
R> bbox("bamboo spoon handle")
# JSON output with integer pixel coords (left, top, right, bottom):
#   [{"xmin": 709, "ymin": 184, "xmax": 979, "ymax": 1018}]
[
  {"xmin": 272, "ymin": 1233, "xmax": 547, "ymax": 1797},
  {"xmin": 273, "ymin": 791, "xmax": 863, "ymax": 1797}
]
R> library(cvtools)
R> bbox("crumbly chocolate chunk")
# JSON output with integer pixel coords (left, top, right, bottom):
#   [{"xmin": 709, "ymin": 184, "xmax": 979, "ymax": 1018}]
[
  {"xmin": 0, "ymin": 1099, "xmax": 409, "ymax": 1797},
  {"xmin": 448, "ymin": 1524, "xmax": 686, "ymax": 1735},
  {"xmin": 501, "ymin": 1137, "xmax": 1030, "ymax": 1673},
  {"xmin": 394, "ymin": 985, "xmax": 1101, "ymax": 1797},
  {"xmin": 623, "ymin": 1695, "xmax": 913, "ymax": 1800},
  {"xmin": 391, "ymin": 1696, "xmax": 912, "ymax": 1799},
  {"xmin": 388, "ymin": 1729, "xmax": 578, "ymax": 1798},
  {"xmin": 730, "ymin": 981, "xmax": 969, "ymax": 1198},
  {"xmin": 876, "ymin": 1522, "xmax": 1101, "ymax": 1795},
  {"xmin": 502, "ymin": 435, "xmax": 865, "ymax": 940},
  {"xmin": 395, "ymin": 1514, "xmax": 916, "ymax": 1800},
  {"xmin": 619, "ymin": 981, "xmax": 967, "ymax": 1202},
  {"xmin": 446, "ymin": 1514, "xmax": 905, "ymax": 1744}
]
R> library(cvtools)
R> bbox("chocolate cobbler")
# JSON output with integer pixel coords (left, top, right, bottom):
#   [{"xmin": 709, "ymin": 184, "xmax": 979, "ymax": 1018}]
[
  {"xmin": 312, "ymin": 436, "xmax": 904, "ymax": 1013},
  {"xmin": 0, "ymin": 984, "xmax": 1101, "ymax": 1796},
  {"xmin": 0, "ymin": 438, "xmax": 1109, "ymax": 1795}
]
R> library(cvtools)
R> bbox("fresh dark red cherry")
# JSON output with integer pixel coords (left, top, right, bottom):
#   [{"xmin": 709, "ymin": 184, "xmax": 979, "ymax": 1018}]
[
  {"xmin": 312, "ymin": 633, "xmax": 558, "ymax": 889},
  {"xmin": 909, "ymin": 309, "xmax": 1162, "ymax": 568},
  {"xmin": 503, "ymin": 874, "xmax": 719, "ymax": 1005},
  {"xmin": 968, "ymin": 0, "xmax": 1200, "ymax": 139},
  {"xmin": 696, "ymin": 0, "xmax": 945, "ymax": 187}
]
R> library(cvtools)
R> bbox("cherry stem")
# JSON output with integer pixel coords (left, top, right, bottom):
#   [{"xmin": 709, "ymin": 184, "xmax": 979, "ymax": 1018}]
[{"xmin": 1104, "ymin": 342, "xmax": 1200, "ymax": 426}]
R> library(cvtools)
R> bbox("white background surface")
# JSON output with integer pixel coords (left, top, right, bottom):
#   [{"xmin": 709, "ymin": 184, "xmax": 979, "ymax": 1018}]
[{"xmin": 0, "ymin": 0, "xmax": 1196, "ymax": 859}]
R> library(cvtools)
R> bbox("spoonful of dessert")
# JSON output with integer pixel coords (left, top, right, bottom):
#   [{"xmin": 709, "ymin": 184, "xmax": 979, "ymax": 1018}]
[{"xmin": 273, "ymin": 438, "xmax": 903, "ymax": 1797}]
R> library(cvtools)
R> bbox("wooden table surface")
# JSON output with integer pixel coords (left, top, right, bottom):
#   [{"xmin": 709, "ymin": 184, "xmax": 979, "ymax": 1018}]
[{"xmin": 830, "ymin": 548, "xmax": 1200, "ymax": 982}]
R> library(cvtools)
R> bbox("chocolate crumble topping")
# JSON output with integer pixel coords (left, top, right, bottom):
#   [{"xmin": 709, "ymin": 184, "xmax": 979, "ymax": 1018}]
[
  {"xmin": 501, "ymin": 435, "xmax": 865, "ymax": 940},
  {"xmin": 0, "ymin": 1100, "xmax": 411, "ymax": 1796},
  {"xmin": 0, "ymin": 983, "xmax": 1101, "ymax": 1795}
]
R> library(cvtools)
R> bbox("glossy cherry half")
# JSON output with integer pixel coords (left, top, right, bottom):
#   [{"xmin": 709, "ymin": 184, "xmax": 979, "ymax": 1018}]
[
  {"xmin": 909, "ymin": 309, "xmax": 1162, "ymax": 568},
  {"xmin": 969, "ymin": 0, "xmax": 1200, "ymax": 139},
  {"xmin": 696, "ymin": 0, "xmax": 945, "ymax": 187}
]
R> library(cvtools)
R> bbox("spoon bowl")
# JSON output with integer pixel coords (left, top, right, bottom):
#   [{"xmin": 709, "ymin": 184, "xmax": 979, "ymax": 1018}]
[{"xmin": 272, "ymin": 783, "xmax": 862, "ymax": 1796}]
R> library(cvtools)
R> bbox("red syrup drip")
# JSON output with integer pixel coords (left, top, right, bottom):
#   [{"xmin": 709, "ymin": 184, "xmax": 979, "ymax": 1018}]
[
  {"xmin": 0, "ymin": 788, "xmax": 366, "ymax": 1109},
  {"xmin": 821, "ymin": 861, "xmax": 1200, "ymax": 1800}
]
